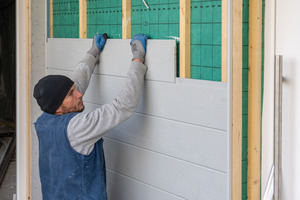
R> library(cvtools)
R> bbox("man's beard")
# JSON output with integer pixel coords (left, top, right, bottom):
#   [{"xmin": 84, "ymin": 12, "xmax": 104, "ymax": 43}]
[{"xmin": 61, "ymin": 103, "xmax": 85, "ymax": 114}]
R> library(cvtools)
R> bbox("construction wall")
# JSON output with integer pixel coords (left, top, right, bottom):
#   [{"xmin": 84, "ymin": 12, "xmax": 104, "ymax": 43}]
[
  {"xmin": 28, "ymin": 0, "xmax": 270, "ymax": 199},
  {"xmin": 30, "ymin": 0, "xmax": 231, "ymax": 199}
]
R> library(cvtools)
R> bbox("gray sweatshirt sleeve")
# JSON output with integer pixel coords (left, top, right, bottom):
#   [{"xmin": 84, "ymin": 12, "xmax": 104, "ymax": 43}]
[
  {"xmin": 71, "ymin": 53, "xmax": 98, "ymax": 95},
  {"xmin": 68, "ymin": 59, "xmax": 147, "ymax": 155}
]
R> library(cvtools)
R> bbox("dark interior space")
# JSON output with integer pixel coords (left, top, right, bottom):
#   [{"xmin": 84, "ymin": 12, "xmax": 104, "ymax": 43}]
[
  {"xmin": 0, "ymin": 0, "xmax": 16, "ymax": 199},
  {"xmin": 0, "ymin": 0, "xmax": 15, "ymax": 122}
]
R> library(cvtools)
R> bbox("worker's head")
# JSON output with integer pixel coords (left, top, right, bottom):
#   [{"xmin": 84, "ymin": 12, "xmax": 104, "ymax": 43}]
[{"xmin": 33, "ymin": 75, "xmax": 84, "ymax": 115}]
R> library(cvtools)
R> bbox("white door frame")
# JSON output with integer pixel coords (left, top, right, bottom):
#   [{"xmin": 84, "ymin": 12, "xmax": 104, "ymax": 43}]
[{"xmin": 16, "ymin": 0, "xmax": 31, "ymax": 199}]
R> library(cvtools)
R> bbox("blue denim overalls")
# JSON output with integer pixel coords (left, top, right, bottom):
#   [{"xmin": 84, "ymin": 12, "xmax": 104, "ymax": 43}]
[{"xmin": 35, "ymin": 112, "xmax": 107, "ymax": 200}]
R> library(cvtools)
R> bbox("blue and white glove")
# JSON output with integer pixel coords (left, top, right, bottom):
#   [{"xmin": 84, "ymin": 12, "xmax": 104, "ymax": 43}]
[
  {"xmin": 130, "ymin": 33, "xmax": 147, "ymax": 62},
  {"xmin": 87, "ymin": 33, "xmax": 107, "ymax": 57}
]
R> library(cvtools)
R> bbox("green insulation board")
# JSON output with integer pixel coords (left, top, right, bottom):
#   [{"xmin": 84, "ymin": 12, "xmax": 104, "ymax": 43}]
[
  {"xmin": 130, "ymin": 0, "xmax": 180, "ymax": 76},
  {"xmin": 131, "ymin": 0, "xmax": 179, "ymax": 40},
  {"xmin": 190, "ymin": 0, "xmax": 222, "ymax": 81},
  {"xmin": 52, "ymin": 0, "xmax": 79, "ymax": 38},
  {"xmin": 131, "ymin": 0, "xmax": 222, "ymax": 80},
  {"xmin": 242, "ymin": 0, "xmax": 249, "ymax": 197},
  {"xmin": 87, "ymin": 0, "xmax": 122, "ymax": 39}
]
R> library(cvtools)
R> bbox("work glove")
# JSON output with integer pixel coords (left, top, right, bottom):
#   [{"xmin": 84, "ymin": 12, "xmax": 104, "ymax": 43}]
[
  {"xmin": 87, "ymin": 33, "xmax": 108, "ymax": 57},
  {"xmin": 130, "ymin": 33, "xmax": 147, "ymax": 62}
]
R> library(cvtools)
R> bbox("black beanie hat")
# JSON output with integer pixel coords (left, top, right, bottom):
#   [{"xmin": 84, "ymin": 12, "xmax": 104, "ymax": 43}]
[{"xmin": 33, "ymin": 75, "xmax": 74, "ymax": 114}]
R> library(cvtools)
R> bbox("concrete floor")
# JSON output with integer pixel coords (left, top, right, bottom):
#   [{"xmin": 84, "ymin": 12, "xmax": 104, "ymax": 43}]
[{"xmin": 0, "ymin": 154, "xmax": 16, "ymax": 200}]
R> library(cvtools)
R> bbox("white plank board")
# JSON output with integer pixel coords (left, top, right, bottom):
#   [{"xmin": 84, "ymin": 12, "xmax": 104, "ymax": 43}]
[
  {"xmin": 85, "ymin": 102, "xmax": 228, "ymax": 172},
  {"xmin": 47, "ymin": 69, "xmax": 227, "ymax": 130},
  {"xmin": 47, "ymin": 38, "xmax": 176, "ymax": 83},
  {"xmin": 107, "ymin": 170, "xmax": 184, "ymax": 200},
  {"xmin": 104, "ymin": 138, "xmax": 227, "ymax": 200}
]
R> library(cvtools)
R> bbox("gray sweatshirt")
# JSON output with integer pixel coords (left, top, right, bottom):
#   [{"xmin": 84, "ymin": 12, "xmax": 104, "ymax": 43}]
[{"xmin": 67, "ymin": 53, "xmax": 147, "ymax": 155}]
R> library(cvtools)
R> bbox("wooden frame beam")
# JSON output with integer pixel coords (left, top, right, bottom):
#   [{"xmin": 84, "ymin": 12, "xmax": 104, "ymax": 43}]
[
  {"xmin": 232, "ymin": 0, "xmax": 243, "ymax": 199},
  {"xmin": 49, "ymin": 0, "xmax": 53, "ymax": 38},
  {"xmin": 179, "ymin": 0, "xmax": 191, "ymax": 78},
  {"xmin": 16, "ymin": 0, "xmax": 31, "ymax": 199},
  {"xmin": 79, "ymin": 0, "xmax": 87, "ymax": 38},
  {"xmin": 122, "ymin": 0, "xmax": 131, "ymax": 39},
  {"xmin": 247, "ymin": 0, "xmax": 262, "ymax": 199}
]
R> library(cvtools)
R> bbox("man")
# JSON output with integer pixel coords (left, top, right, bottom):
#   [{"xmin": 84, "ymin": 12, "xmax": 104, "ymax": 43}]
[{"xmin": 33, "ymin": 33, "xmax": 147, "ymax": 200}]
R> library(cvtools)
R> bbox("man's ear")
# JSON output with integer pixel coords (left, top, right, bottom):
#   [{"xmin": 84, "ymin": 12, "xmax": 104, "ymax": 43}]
[{"xmin": 55, "ymin": 106, "xmax": 63, "ymax": 115}]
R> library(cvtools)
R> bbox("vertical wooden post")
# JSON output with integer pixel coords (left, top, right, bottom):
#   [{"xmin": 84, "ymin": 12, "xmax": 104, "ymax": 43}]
[
  {"xmin": 247, "ymin": 0, "xmax": 262, "ymax": 199},
  {"xmin": 49, "ymin": 0, "xmax": 53, "ymax": 38},
  {"xmin": 232, "ymin": 0, "xmax": 243, "ymax": 199},
  {"xmin": 222, "ymin": 0, "xmax": 227, "ymax": 82},
  {"xmin": 16, "ymin": 0, "xmax": 31, "ymax": 199},
  {"xmin": 122, "ymin": 0, "xmax": 131, "ymax": 39},
  {"xmin": 179, "ymin": 0, "xmax": 191, "ymax": 78},
  {"xmin": 79, "ymin": 0, "xmax": 87, "ymax": 38}
]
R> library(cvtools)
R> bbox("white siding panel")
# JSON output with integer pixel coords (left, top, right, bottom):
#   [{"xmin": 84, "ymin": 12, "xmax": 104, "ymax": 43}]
[
  {"xmin": 104, "ymin": 138, "xmax": 227, "ymax": 200},
  {"xmin": 83, "ymin": 75, "xmax": 227, "ymax": 130},
  {"xmin": 106, "ymin": 170, "xmax": 185, "ymax": 200},
  {"xmin": 47, "ymin": 69, "xmax": 227, "ymax": 130},
  {"xmin": 47, "ymin": 38, "xmax": 176, "ymax": 83},
  {"xmin": 87, "ymin": 75, "xmax": 227, "ymax": 130},
  {"xmin": 85, "ymin": 102, "xmax": 228, "ymax": 172}
]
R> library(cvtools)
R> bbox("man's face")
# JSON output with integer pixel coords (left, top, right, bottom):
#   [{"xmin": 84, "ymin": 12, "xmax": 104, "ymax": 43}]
[{"xmin": 56, "ymin": 84, "xmax": 84, "ymax": 115}]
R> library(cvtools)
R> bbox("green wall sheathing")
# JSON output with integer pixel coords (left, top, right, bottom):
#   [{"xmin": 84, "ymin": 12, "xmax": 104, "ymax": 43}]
[
  {"xmin": 52, "ymin": 0, "xmax": 79, "ymax": 38},
  {"xmin": 190, "ymin": 0, "xmax": 222, "ymax": 81},
  {"xmin": 50, "ymin": 0, "xmax": 223, "ymax": 81},
  {"xmin": 242, "ymin": 1, "xmax": 249, "ymax": 199},
  {"xmin": 87, "ymin": 0, "xmax": 122, "ymax": 39},
  {"xmin": 242, "ymin": 1, "xmax": 265, "ymax": 199},
  {"xmin": 131, "ymin": 0, "xmax": 180, "ymax": 76},
  {"xmin": 130, "ymin": 0, "xmax": 221, "ymax": 80},
  {"xmin": 131, "ymin": 0, "xmax": 180, "ymax": 39},
  {"xmin": 261, "ymin": 1, "xmax": 265, "ymax": 113}
]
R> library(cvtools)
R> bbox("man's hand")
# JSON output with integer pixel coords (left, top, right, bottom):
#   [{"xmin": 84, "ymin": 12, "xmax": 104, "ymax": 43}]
[
  {"xmin": 130, "ymin": 34, "xmax": 147, "ymax": 63},
  {"xmin": 87, "ymin": 33, "xmax": 108, "ymax": 57}
]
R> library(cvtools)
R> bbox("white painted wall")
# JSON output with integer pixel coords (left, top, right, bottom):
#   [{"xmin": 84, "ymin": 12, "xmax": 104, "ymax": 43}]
[
  {"xmin": 276, "ymin": 0, "xmax": 300, "ymax": 199},
  {"xmin": 262, "ymin": 1, "xmax": 300, "ymax": 199},
  {"xmin": 30, "ymin": 0, "xmax": 45, "ymax": 199},
  {"xmin": 261, "ymin": 1, "xmax": 275, "ymax": 199}
]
